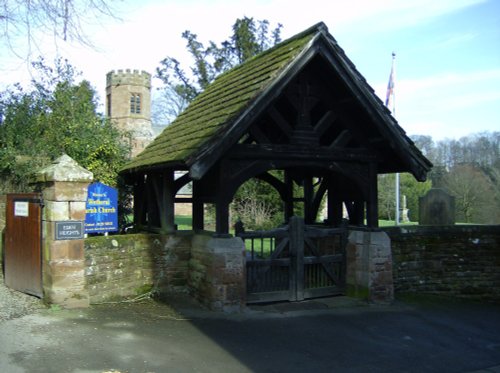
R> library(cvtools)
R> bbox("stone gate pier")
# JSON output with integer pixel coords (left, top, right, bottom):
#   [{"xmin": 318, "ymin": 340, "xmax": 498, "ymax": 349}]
[
  {"xmin": 33, "ymin": 154, "xmax": 93, "ymax": 308},
  {"xmin": 346, "ymin": 229, "xmax": 394, "ymax": 303}
]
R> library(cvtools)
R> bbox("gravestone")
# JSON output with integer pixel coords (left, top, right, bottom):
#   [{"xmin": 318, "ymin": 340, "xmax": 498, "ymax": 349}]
[
  {"xmin": 401, "ymin": 195, "xmax": 410, "ymax": 223},
  {"xmin": 418, "ymin": 188, "xmax": 455, "ymax": 225}
]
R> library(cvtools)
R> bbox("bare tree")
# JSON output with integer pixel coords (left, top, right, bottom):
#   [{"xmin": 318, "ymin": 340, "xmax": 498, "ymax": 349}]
[
  {"xmin": 443, "ymin": 164, "xmax": 497, "ymax": 224},
  {"xmin": 1, "ymin": 0, "xmax": 117, "ymax": 58}
]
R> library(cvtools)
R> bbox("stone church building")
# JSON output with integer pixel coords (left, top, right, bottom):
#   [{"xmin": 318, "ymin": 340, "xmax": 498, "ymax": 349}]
[{"xmin": 105, "ymin": 69, "xmax": 155, "ymax": 157}]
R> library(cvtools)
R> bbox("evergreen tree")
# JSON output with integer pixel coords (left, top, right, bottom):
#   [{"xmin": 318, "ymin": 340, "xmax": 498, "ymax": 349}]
[
  {"xmin": 154, "ymin": 17, "xmax": 282, "ymax": 125},
  {"xmin": 0, "ymin": 58, "xmax": 129, "ymax": 193}
]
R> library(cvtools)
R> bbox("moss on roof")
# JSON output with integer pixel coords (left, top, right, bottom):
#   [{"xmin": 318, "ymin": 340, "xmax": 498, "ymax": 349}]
[{"xmin": 121, "ymin": 24, "xmax": 319, "ymax": 173}]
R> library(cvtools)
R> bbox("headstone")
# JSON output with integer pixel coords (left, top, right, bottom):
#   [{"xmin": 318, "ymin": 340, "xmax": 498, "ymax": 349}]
[
  {"xmin": 401, "ymin": 195, "xmax": 410, "ymax": 223},
  {"xmin": 418, "ymin": 188, "xmax": 455, "ymax": 225}
]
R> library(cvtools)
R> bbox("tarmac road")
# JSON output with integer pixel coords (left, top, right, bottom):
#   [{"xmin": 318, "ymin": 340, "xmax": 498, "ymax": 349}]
[{"xmin": 1, "ymin": 295, "xmax": 500, "ymax": 373}]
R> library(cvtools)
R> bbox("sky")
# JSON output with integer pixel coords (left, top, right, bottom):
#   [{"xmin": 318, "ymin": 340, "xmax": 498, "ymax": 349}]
[{"xmin": 1, "ymin": 0, "xmax": 499, "ymax": 141}]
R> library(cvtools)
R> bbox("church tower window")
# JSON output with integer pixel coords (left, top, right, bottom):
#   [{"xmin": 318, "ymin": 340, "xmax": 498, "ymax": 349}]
[{"xmin": 130, "ymin": 93, "xmax": 141, "ymax": 114}]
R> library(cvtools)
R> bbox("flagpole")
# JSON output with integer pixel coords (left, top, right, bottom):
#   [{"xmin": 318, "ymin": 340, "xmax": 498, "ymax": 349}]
[{"xmin": 386, "ymin": 52, "xmax": 400, "ymax": 225}]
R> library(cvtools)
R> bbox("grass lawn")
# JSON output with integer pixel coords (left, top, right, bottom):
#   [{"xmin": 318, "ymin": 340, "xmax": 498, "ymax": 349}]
[
  {"xmin": 175, "ymin": 215, "xmax": 418, "ymax": 230},
  {"xmin": 379, "ymin": 219, "xmax": 417, "ymax": 227},
  {"xmin": 133, "ymin": 215, "xmax": 419, "ymax": 231},
  {"xmin": 175, "ymin": 215, "xmax": 193, "ymax": 230}
]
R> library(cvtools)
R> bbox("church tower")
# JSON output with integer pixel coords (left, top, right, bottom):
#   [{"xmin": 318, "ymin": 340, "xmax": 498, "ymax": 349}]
[{"xmin": 106, "ymin": 69, "xmax": 154, "ymax": 157}]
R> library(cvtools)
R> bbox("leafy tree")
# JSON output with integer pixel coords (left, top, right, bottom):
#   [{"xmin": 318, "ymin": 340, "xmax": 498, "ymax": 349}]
[
  {"xmin": 378, "ymin": 173, "xmax": 431, "ymax": 222},
  {"xmin": 400, "ymin": 173, "xmax": 432, "ymax": 222},
  {"xmin": 0, "ymin": 58, "xmax": 129, "ymax": 193},
  {"xmin": 232, "ymin": 178, "xmax": 282, "ymax": 230},
  {"xmin": 154, "ymin": 17, "xmax": 282, "ymax": 125},
  {"xmin": 378, "ymin": 174, "xmax": 396, "ymax": 221}
]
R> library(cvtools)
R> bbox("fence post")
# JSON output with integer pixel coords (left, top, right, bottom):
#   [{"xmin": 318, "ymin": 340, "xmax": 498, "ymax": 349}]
[{"xmin": 289, "ymin": 216, "xmax": 304, "ymax": 301}]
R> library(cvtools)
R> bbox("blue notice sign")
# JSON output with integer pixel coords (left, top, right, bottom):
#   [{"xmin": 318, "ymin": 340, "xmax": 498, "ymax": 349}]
[{"xmin": 84, "ymin": 182, "xmax": 118, "ymax": 233}]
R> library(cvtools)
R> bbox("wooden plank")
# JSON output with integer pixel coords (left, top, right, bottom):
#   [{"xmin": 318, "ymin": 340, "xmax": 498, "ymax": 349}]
[
  {"xmin": 303, "ymin": 287, "xmax": 344, "ymax": 299},
  {"xmin": 238, "ymin": 227, "xmax": 289, "ymax": 239},
  {"xmin": 229, "ymin": 143, "xmax": 379, "ymax": 162},
  {"xmin": 192, "ymin": 181, "xmax": 204, "ymax": 231},
  {"xmin": 303, "ymin": 254, "xmax": 344, "ymax": 264},
  {"xmin": 304, "ymin": 237, "xmax": 342, "ymax": 285},
  {"xmin": 246, "ymin": 291, "xmax": 290, "ymax": 304},
  {"xmin": 249, "ymin": 124, "xmax": 272, "ymax": 144},
  {"xmin": 303, "ymin": 177, "xmax": 315, "ymax": 224},
  {"xmin": 367, "ymin": 162, "xmax": 379, "ymax": 228},
  {"xmin": 289, "ymin": 216, "xmax": 304, "ymax": 301},
  {"xmin": 305, "ymin": 226, "xmax": 346, "ymax": 237},
  {"xmin": 314, "ymin": 110, "xmax": 337, "ymax": 137},
  {"xmin": 246, "ymin": 258, "xmax": 291, "ymax": 267},
  {"xmin": 330, "ymin": 129, "xmax": 352, "ymax": 148},
  {"xmin": 268, "ymin": 106, "xmax": 293, "ymax": 137}
]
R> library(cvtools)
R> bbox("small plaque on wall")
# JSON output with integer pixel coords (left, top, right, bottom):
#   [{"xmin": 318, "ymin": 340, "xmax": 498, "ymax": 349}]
[{"xmin": 55, "ymin": 221, "xmax": 84, "ymax": 240}]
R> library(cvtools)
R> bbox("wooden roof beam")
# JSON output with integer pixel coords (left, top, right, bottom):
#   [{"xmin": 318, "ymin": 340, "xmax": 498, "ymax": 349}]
[
  {"xmin": 229, "ymin": 143, "xmax": 380, "ymax": 162},
  {"xmin": 314, "ymin": 110, "xmax": 337, "ymax": 137},
  {"xmin": 268, "ymin": 107, "xmax": 293, "ymax": 138}
]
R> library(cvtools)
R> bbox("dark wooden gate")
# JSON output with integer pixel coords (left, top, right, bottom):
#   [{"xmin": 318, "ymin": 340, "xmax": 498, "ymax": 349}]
[
  {"xmin": 4, "ymin": 193, "xmax": 43, "ymax": 297},
  {"xmin": 240, "ymin": 216, "xmax": 347, "ymax": 303}
]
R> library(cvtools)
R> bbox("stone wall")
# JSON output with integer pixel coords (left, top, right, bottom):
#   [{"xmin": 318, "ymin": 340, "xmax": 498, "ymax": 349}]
[
  {"xmin": 385, "ymin": 225, "xmax": 500, "ymax": 301},
  {"xmin": 84, "ymin": 232, "xmax": 245, "ymax": 310},
  {"xmin": 189, "ymin": 235, "xmax": 246, "ymax": 312},
  {"xmin": 84, "ymin": 233, "xmax": 191, "ymax": 303}
]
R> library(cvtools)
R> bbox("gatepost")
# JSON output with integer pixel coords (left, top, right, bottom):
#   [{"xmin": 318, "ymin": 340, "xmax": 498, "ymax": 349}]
[
  {"xmin": 33, "ymin": 154, "xmax": 93, "ymax": 308},
  {"xmin": 346, "ymin": 229, "xmax": 394, "ymax": 303}
]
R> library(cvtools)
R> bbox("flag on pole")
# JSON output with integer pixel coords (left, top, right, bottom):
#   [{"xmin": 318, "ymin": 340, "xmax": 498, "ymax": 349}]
[
  {"xmin": 385, "ymin": 52, "xmax": 396, "ymax": 113},
  {"xmin": 385, "ymin": 52, "xmax": 399, "ymax": 225}
]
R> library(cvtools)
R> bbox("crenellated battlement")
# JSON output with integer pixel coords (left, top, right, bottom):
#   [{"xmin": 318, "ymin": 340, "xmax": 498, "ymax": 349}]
[{"xmin": 106, "ymin": 69, "xmax": 151, "ymax": 88}]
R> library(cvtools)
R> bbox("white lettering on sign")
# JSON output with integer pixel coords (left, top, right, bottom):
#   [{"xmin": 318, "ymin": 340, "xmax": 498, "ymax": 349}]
[
  {"xmin": 14, "ymin": 202, "xmax": 29, "ymax": 217},
  {"xmin": 55, "ymin": 221, "xmax": 84, "ymax": 240}
]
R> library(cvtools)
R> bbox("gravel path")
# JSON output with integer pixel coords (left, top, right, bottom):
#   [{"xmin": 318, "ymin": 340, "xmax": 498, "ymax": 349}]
[{"xmin": 0, "ymin": 271, "xmax": 46, "ymax": 322}]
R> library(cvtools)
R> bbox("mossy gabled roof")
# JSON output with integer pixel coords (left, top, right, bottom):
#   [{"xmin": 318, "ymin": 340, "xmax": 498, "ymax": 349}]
[
  {"xmin": 121, "ymin": 22, "xmax": 432, "ymax": 181},
  {"xmin": 121, "ymin": 23, "xmax": 322, "ymax": 174}
]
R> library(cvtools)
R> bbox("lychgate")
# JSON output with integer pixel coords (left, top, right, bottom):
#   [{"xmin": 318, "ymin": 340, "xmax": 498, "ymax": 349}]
[{"xmin": 120, "ymin": 22, "xmax": 432, "ymax": 306}]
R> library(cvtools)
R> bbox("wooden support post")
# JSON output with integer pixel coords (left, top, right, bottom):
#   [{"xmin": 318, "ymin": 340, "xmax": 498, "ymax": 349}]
[
  {"xmin": 215, "ymin": 198, "xmax": 230, "ymax": 237},
  {"xmin": 133, "ymin": 174, "xmax": 145, "ymax": 229},
  {"xmin": 164, "ymin": 170, "xmax": 176, "ymax": 233},
  {"xmin": 284, "ymin": 171, "xmax": 294, "ymax": 223},
  {"xmin": 215, "ymin": 161, "xmax": 232, "ymax": 237},
  {"xmin": 156, "ymin": 170, "xmax": 175, "ymax": 234},
  {"xmin": 289, "ymin": 216, "xmax": 305, "ymax": 301},
  {"xmin": 327, "ymin": 177, "xmax": 343, "ymax": 226},
  {"xmin": 146, "ymin": 174, "xmax": 156, "ymax": 230},
  {"xmin": 352, "ymin": 200, "xmax": 365, "ymax": 226},
  {"xmin": 192, "ymin": 180, "xmax": 204, "ymax": 232},
  {"xmin": 304, "ymin": 176, "xmax": 314, "ymax": 224},
  {"xmin": 366, "ymin": 163, "xmax": 379, "ymax": 228}
]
